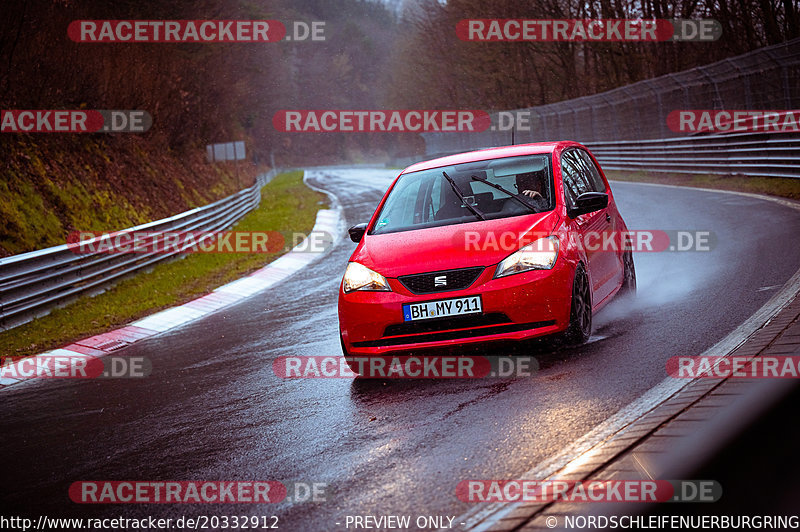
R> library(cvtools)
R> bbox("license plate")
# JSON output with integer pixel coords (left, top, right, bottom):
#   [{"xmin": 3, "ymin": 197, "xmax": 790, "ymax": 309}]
[{"xmin": 403, "ymin": 296, "xmax": 482, "ymax": 322}]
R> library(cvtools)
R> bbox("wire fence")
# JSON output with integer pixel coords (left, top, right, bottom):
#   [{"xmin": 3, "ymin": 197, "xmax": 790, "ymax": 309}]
[{"xmin": 421, "ymin": 37, "xmax": 800, "ymax": 175}]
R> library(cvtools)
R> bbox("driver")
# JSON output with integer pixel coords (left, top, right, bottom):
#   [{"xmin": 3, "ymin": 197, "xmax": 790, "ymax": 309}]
[{"xmin": 515, "ymin": 171, "xmax": 548, "ymax": 206}]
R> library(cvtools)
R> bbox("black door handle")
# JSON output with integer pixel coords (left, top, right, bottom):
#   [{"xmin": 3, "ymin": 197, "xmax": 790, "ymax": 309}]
[{"xmin": 605, "ymin": 213, "xmax": 611, "ymax": 223}]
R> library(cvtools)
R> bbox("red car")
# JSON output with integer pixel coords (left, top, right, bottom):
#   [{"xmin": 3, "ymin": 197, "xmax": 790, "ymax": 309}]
[{"xmin": 338, "ymin": 141, "xmax": 635, "ymax": 370}]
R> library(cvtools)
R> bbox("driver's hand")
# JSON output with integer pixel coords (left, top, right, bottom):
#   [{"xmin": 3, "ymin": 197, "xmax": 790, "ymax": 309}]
[{"xmin": 522, "ymin": 190, "xmax": 543, "ymax": 199}]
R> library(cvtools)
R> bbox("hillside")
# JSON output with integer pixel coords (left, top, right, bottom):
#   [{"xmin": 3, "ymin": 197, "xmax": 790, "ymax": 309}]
[{"xmin": 0, "ymin": 135, "xmax": 263, "ymax": 256}]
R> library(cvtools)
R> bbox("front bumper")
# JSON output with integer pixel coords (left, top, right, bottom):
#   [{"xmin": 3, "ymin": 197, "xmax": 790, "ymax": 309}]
[{"xmin": 338, "ymin": 260, "xmax": 574, "ymax": 355}]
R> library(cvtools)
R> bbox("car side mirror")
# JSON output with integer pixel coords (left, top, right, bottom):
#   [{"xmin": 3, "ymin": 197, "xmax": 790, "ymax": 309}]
[
  {"xmin": 568, "ymin": 192, "xmax": 608, "ymax": 218},
  {"xmin": 348, "ymin": 223, "xmax": 368, "ymax": 243}
]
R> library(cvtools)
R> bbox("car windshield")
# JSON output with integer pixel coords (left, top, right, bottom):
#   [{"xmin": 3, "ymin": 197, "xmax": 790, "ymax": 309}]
[{"xmin": 371, "ymin": 154, "xmax": 554, "ymax": 235}]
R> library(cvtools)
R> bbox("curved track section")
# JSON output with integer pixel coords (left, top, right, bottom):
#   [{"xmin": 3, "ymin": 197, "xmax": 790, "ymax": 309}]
[{"xmin": 1, "ymin": 168, "xmax": 799, "ymax": 531}]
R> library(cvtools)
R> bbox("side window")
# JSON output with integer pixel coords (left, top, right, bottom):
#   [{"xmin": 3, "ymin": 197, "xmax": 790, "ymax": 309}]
[
  {"xmin": 576, "ymin": 149, "xmax": 606, "ymax": 193},
  {"xmin": 561, "ymin": 149, "xmax": 605, "ymax": 208},
  {"xmin": 561, "ymin": 150, "xmax": 588, "ymax": 208}
]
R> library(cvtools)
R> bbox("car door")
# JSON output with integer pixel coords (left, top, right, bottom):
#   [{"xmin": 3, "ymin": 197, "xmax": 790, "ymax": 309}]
[{"xmin": 561, "ymin": 148, "xmax": 617, "ymax": 306}]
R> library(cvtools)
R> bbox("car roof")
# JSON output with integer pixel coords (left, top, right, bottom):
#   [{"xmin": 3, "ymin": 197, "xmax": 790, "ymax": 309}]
[{"xmin": 401, "ymin": 141, "xmax": 577, "ymax": 174}]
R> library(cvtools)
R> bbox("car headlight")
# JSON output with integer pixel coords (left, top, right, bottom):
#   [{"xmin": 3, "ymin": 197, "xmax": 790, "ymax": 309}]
[
  {"xmin": 342, "ymin": 262, "xmax": 392, "ymax": 293},
  {"xmin": 494, "ymin": 236, "xmax": 559, "ymax": 278}
]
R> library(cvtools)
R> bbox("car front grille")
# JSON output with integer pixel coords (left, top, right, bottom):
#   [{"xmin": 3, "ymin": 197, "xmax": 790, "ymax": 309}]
[{"xmin": 398, "ymin": 266, "xmax": 485, "ymax": 294}]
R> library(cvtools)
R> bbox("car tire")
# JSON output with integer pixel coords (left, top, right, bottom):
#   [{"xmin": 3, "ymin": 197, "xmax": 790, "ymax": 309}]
[
  {"xmin": 340, "ymin": 334, "xmax": 362, "ymax": 375},
  {"xmin": 619, "ymin": 249, "xmax": 636, "ymax": 297},
  {"xmin": 563, "ymin": 265, "xmax": 592, "ymax": 345}
]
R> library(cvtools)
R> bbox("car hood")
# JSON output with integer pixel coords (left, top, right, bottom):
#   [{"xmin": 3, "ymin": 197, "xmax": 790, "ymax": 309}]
[{"xmin": 351, "ymin": 211, "xmax": 561, "ymax": 278}]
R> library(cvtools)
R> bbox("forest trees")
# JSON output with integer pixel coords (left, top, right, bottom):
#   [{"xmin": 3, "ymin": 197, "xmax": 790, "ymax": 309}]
[{"xmin": 1, "ymin": 0, "xmax": 797, "ymax": 164}]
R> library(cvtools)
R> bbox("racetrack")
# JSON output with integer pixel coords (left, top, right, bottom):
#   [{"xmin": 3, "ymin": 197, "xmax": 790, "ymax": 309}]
[{"xmin": 2, "ymin": 168, "xmax": 799, "ymax": 530}]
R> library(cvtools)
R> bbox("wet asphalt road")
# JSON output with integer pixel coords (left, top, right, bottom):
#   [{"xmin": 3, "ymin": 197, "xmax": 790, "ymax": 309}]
[{"xmin": 1, "ymin": 168, "xmax": 800, "ymax": 531}]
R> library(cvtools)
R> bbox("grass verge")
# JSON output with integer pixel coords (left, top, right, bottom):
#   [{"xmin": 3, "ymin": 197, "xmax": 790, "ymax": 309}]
[
  {"xmin": 1, "ymin": 171, "xmax": 327, "ymax": 359},
  {"xmin": 606, "ymin": 170, "xmax": 800, "ymax": 201}
]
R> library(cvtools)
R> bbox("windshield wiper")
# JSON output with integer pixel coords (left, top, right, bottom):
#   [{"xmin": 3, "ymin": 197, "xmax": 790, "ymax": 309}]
[
  {"xmin": 442, "ymin": 171, "xmax": 485, "ymax": 221},
  {"xmin": 470, "ymin": 174, "xmax": 539, "ymax": 213}
]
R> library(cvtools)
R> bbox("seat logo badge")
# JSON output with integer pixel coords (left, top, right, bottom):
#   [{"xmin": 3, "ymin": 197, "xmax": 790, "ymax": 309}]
[{"xmin": 435, "ymin": 275, "xmax": 447, "ymax": 287}]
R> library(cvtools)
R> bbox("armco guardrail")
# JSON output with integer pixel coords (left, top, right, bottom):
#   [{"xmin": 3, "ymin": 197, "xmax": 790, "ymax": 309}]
[
  {"xmin": 586, "ymin": 130, "xmax": 800, "ymax": 179},
  {"xmin": 0, "ymin": 170, "xmax": 275, "ymax": 331},
  {"xmin": 395, "ymin": 130, "xmax": 800, "ymax": 179}
]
